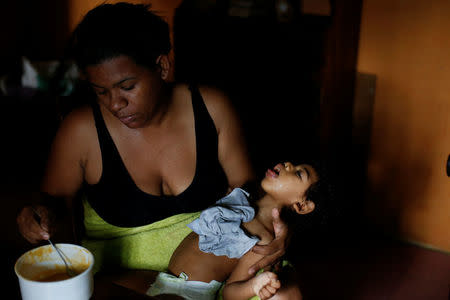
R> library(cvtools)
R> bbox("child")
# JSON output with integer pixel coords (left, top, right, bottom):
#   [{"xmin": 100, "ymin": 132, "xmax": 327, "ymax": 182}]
[{"xmin": 147, "ymin": 161, "xmax": 319, "ymax": 300}]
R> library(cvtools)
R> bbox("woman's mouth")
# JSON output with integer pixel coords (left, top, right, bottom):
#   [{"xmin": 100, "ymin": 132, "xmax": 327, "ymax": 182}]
[{"xmin": 119, "ymin": 114, "xmax": 136, "ymax": 124}]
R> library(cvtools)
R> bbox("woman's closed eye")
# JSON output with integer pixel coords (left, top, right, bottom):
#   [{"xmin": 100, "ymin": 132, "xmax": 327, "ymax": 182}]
[
  {"xmin": 121, "ymin": 85, "xmax": 135, "ymax": 91},
  {"xmin": 95, "ymin": 89, "xmax": 107, "ymax": 96}
]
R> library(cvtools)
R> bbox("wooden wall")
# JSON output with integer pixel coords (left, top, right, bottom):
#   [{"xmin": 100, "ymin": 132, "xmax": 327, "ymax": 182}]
[{"xmin": 357, "ymin": 0, "xmax": 450, "ymax": 251}]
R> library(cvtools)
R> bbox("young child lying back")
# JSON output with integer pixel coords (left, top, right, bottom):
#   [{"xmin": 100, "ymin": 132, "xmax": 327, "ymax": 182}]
[{"xmin": 147, "ymin": 161, "xmax": 320, "ymax": 300}]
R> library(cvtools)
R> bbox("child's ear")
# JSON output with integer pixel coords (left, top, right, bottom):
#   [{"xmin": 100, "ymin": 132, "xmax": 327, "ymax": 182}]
[{"xmin": 292, "ymin": 200, "xmax": 315, "ymax": 215}]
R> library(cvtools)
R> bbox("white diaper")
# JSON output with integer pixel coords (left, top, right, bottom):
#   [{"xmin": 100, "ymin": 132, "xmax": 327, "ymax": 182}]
[{"xmin": 147, "ymin": 272, "xmax": 223, "ymax": 300}]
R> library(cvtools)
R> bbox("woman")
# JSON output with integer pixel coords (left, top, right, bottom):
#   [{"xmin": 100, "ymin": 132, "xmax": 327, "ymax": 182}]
[{"xmin": 16, "ymin": 2, "xmax": 288, "ymax": 292}]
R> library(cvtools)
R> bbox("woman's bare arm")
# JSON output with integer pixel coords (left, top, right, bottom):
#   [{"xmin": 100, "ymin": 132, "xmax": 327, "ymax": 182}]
[
  {"xmin": 199, "ymin": 86, "xmax": 255, "ymax": 189},
  {"xmin": 201, "ymin": 88, "xmax": 290, "ymax": 273},
  {"xmin": 17, "ymin": 107, "xmax": 93, "ymax": 243},
  {"xmin": 42, "ymin": 106, "xmax": 94, "ymax": 198}
]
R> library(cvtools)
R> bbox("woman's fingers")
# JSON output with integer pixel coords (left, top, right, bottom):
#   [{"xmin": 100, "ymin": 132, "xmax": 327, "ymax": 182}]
[
  {"xmin": 249, "ymin": 208, "xmax": 289, "ymax": 275},
  {"xmin": 248, "ymin": 248, "xmax": 284, "ymax": 275},
  {"xmin": 271, "ymin": 208, "xmax": 287, "ymax": 237},
  {"xmin": 251, "ymin": 237, "xmax": 284, "ymax": 256},
  {"xmin": 17, "ymin": 206, "xmax": 50, "ymax": 243},
  {"xmin": 37, "ymin": 208, "xmax": 52, "ymax": 235},
  {"xmin": 252, "ymin": 208, "xmax": 288, "ymax": 255}
]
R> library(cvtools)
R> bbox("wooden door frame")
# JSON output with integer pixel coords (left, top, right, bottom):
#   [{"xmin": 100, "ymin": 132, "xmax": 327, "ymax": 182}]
[
  {"xmin": 319, "ymin": 0, "xmax": 363, "ymax": 158},
  {"xmin": 318, "ymin": 0, "xmax": 365, "ymax": 229}
]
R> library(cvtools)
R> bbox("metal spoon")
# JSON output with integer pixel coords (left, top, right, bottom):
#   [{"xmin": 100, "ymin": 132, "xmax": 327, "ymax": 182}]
[
  {"xmin": 47, "ymin": 239, "xmax": 77, "ymax": 277},
  {"xmin": 31, "ymin": 207, "xmax": 77, "ymax": 277}
]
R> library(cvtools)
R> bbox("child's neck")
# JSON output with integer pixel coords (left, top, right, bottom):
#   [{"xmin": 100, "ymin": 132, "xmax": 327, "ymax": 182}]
[{"xmin": 254, "ymin": 194, "xmax": 285, "ymax": 234}]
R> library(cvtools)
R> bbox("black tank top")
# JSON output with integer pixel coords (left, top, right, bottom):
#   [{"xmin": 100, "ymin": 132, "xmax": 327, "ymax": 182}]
[{"xmin": 84, "ymin": 85, "xmax": 229, "ymax": 227}]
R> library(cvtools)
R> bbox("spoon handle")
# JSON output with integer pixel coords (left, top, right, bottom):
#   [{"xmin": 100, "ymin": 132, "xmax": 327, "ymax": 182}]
[
  {"xmin": 31, "ymin": 207, "xmax": 76, "ymax": 277},
  {"xmin": 48, "ymin": 239, "xmax": 77, "ymax": 277}
]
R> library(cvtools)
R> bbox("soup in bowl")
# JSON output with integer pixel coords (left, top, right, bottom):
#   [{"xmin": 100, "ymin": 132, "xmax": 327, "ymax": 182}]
[{"xmin": 15, "ymin": 243, "xmax": 94, "ymax": 300}]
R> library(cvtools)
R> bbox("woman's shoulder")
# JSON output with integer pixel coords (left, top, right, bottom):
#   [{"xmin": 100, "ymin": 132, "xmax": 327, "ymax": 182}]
[
  {"xmin": 197, "ymin": 84, "xmax": 232, "ymax": 109},
  {"xmin": 172, "ymin": 82, "xmax": 235, "ymax": 121},
  {"xmin": 189, "ymin": 83, "xmax": 237, "ymax": 127},
  {"xmin": 173, "ymin": 83, "xmax": 232, "ymax": 109},
  {"xmin": 56, "ymin": 104, "xmax": 96, "ymax": 140}
]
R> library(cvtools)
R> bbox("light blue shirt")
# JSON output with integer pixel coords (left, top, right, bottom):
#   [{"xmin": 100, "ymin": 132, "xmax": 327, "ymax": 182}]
[{"xmin": 188, "ymin": 188, "xmax": 260, "ymax": 258}]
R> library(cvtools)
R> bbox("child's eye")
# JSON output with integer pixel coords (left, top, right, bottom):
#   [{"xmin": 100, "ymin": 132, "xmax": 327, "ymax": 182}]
[
  {"xmin": 296, "ymin": 170, "xmax": 303, "ymax": 180},
  {"xmin": 96, "ymin": 90, "xmax": 107, "ymax": 96}
]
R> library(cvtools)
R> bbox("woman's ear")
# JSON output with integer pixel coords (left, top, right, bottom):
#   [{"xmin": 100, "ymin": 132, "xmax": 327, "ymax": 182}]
[
  {"xmin": 156, "ymin": 55, "xmax": 170, "ymax": 81},
  {"xmin": 292, "ymin": 199, "xmax": 315, "ymax": 215}
]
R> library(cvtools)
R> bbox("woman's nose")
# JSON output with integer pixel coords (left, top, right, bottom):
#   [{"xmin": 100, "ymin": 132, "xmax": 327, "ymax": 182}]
[{"xmin": 110, "ymin": 91, "xmax": 127, "ymax": 112}]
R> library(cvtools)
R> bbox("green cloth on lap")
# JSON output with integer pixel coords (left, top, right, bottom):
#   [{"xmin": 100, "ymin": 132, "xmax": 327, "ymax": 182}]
[{"xmin": 81, "ymin": 199, "xmax": 200, "ymax": 274}]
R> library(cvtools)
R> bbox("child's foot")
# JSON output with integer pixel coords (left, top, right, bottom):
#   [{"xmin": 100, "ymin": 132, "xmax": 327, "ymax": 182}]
[{"xmin": 251, "ymin": 271, "xmax": 281, "ymax": 300}]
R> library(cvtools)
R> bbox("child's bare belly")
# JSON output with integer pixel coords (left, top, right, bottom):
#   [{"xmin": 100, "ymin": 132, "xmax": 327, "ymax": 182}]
[{"xmin": 168, "ymin": 232, "xmax": 238, "ymax": 283}]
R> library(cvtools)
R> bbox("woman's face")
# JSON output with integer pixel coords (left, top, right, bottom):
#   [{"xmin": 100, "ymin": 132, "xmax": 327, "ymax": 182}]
[
  {"xmin": 261, "ymin": 162, "xmax": 318, "ymax": 206},
  {"xmin": 84, "ymin": 55, "xmax": 165, "ymax": 128}
]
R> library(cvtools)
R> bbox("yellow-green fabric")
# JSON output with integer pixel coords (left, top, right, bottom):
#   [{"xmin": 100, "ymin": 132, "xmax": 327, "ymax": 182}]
[{"xmin": 81, "ymin": 199, "xmax": 200, "ymax": 274}]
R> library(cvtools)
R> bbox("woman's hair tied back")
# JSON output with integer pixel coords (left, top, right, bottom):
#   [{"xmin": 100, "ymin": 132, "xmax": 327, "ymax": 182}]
[{"xmin": 71, "ymin": 2, "xmax": 171, "ymax": 70}]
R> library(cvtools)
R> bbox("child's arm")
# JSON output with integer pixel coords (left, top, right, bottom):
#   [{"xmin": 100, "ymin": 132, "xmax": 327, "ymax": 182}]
[
  {"xmin": 223, "ymin": 270, "xmax": 280, "ymax": 300},
  {"xmin": 222, "ymin": 229, "xmax": 280, "ymax": 300}
]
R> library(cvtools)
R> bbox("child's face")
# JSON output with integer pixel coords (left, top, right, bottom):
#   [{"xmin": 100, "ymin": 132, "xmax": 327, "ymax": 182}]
[{"xmin": 261, "ymin": 162, "xmax": 318, "ymax": 210}]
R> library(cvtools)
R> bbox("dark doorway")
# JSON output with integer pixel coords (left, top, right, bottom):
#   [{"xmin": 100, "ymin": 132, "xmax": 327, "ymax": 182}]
[{"xmin": 173, "ymin": 1, "xmax": 329, "ymax": 175}]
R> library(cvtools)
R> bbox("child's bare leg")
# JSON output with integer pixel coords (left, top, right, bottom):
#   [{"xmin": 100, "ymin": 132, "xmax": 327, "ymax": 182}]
[{"xmin": 251, "ymin": 271, "xmax": 281, "ymax": 300}]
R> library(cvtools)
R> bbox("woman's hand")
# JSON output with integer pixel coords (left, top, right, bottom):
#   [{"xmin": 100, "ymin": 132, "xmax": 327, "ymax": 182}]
[
  {"xmin": 17, "ymin": 205, "xmax": 52, "ymax": 244},
  {"xmin": 248, "ymin": 208, "xmax": 289, "ymax": 275}
]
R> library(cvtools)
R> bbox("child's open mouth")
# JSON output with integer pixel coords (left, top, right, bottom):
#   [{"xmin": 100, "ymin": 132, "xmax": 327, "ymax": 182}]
[{"xmin": 266, "ymin": 164, "xmax": 282, "ymax": 178}]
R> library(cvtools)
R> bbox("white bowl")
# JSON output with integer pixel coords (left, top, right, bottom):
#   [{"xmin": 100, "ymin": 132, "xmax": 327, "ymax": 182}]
[{"xmin": 14, "ymin": 243, "xmax": 94, "ymax": 300}]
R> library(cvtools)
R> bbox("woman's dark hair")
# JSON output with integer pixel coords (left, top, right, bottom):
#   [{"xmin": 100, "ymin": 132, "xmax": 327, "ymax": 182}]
[{"xmin": 71, "ymin": 2, "xmax": 171, "ymax": 70}]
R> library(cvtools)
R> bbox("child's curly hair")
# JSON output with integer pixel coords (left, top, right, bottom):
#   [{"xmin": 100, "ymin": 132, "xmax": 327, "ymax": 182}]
[{"xmin": 281, "ymin": 159, "xmax": 336, "ymax": 257}]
